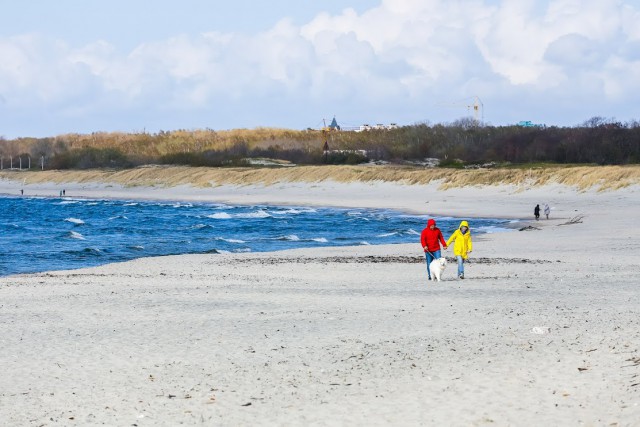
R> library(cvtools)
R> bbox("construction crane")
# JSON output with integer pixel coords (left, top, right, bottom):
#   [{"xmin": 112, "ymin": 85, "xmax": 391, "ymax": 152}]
[{"xmin": 437, "ymin": 95, "xmax": 484, "ymax": 123}]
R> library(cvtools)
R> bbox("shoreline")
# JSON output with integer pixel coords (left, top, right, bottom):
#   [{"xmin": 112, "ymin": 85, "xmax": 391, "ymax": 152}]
[
  {"xmin": 3, "ymin": 167, "xmax": 631, "ymax": 219},
  {"xmin": 0, "ymin": 188, "xmax": 522, "ymax": 279},
  {"xmin": 1, "ymin": 171, "xmax": 639, "ymax": 425}
]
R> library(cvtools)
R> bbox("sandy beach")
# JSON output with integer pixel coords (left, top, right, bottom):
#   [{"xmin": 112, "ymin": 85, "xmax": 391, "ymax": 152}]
[{"xmin": 1, "ymin": 169, "xmax": 639, "ymax": 426}]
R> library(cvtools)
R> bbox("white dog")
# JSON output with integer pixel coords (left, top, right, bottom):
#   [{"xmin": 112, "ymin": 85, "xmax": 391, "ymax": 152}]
[{"xmin": 429, "ymin": 257, "xmax": 448, "ymax": 282}]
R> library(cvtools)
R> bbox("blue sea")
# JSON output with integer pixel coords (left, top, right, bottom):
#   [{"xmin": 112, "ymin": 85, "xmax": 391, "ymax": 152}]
[{"xmin": 0, "ymin": 195, "xmax": 516, "ymax": 277}]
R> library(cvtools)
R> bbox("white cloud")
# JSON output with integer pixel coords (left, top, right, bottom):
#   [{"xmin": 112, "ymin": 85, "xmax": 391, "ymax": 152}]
[{"xmin": 1, "ymin": 0, "xmax": 640, "ymax": 137}]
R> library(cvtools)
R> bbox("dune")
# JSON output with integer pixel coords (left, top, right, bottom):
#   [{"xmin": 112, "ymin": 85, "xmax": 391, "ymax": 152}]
[{"xmin": 2, "ymin": 164, "xmax": 640, "ymax": 192}]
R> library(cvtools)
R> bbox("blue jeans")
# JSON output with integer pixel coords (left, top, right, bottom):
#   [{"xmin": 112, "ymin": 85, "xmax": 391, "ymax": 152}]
[
  {"xmin": 457, "ymin": 255, "xmax": 464, "ymax": 277},
  {"xmin": 425, "ymin": 249, "xmax": 441, "ymax": 279}
]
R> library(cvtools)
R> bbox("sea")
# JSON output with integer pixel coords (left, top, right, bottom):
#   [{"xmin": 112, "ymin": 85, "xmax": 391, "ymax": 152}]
[{"xmin": 0, "ymin": 195, "xmax": 517, "ymax": 277}]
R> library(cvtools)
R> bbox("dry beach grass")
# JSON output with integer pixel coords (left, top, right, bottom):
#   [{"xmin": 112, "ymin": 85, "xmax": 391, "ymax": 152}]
[
  {"xmin": 2, "ymin": 164, "xmax": 640, "ymax": 191},
  {"xmin": 0, "ymin": 165, "xmax": 639, "ymax": 425}
]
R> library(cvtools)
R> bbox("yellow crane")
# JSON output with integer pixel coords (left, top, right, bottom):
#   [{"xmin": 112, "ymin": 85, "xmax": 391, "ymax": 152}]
[{"xmin": 437, "ymin": 95, "xmax": 484, "ymax": 123}]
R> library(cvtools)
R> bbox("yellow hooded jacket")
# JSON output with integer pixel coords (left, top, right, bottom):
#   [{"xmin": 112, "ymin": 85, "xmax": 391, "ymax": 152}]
[{"xmin": 446, "ymin": 220, "xmax": 473, "ymax": 259}]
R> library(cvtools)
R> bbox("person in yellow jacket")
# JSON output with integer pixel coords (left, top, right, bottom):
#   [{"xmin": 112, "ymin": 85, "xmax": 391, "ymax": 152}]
[{"xmin": 446, "ymin": 220, "xmax": 473, "ymax": 279}]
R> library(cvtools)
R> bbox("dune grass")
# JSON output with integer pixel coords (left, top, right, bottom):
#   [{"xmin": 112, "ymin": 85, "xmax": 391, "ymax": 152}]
[{"xmin": 2, "ymin": 165, "xmax": 639, "ymax": 192}]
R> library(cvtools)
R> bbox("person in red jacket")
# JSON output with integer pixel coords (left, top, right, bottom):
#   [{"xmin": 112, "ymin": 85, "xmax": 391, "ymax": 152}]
[{"xmin": 420, "ymin": 218, "xmax": 448, "ymax": 281}]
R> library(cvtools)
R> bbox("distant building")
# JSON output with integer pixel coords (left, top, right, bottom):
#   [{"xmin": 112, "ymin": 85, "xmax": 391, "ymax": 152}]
[
  {"xmin": 320, "ymin": 118, "xmax": 399, "ymax": 132},
  {"xmin": 517, "ymin": 120, "xmax": 545, "ymax": 128},
  {"xmin": 355, "ymin": 123, "xmax": 398, "ymax": 132}
]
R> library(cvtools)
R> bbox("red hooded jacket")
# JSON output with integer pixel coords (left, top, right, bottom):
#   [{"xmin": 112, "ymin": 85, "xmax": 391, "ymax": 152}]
[{"xmin": 420, "ymin": 219, "xmax": 446, "ymax": 252}]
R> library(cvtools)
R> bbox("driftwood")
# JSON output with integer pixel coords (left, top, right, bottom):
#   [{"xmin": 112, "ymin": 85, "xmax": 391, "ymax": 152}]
[
  {"xmin": 558, "ymin": 215, "xmax": 585, "ymax": 226},
  {"xmin": 519, "ymin": 225, "xmax": 541, "ymax": 231}
]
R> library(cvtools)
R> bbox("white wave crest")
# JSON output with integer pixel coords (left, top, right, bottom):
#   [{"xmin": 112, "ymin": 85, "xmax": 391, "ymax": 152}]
[
  {"xmin": 377, "ymin": 232, "xmax": 397, "ymax": 237},
  {"xmin": 108, "ymin": 215, "xmax": 128, "ymax": 220},
  {"xmin": 236, "ymin": 211, "xmax": 271, "ymax": 219},
  {"xmin": 271, "ymin": 208, "xmax": 317, "ymax": 215},
  {"xmin": 65, "ymin": 217, "xmax": 85, "ymax": 225},
  {"xmin": 68, "ymin": 231, "xmax": 85, "ymax": 240},
  {"xmin": 312, "ymin": 237, "xmax": 328, "ymax": 243},
  {"xmin": 207, "ymin": 212, "xmax": 232, "ymax": 219},
  {"xmin": 192, "ymin": 223, "xmax": 212, "ymax": 229},
  {"xmin": 220, "ymin": 238, "xmax": 246, "ymax": 244},
  {"xmin": 280, "ymin": 234, "xmax": 300, "ymax": 241}
]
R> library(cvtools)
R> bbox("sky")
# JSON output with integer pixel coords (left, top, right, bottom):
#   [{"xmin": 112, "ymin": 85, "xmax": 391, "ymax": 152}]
[{"xmin": 1, "ymin": 0, "xmax": 639, "ymax": 138}]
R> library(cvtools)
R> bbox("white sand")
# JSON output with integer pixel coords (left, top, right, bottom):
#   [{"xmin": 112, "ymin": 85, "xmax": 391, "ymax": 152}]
[{"xmin": 1, "ymin": 177, "xmax": 639, "ymax": 425}]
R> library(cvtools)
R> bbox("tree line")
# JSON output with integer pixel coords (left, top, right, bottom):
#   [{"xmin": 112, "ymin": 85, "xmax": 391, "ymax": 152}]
[{"xmin": 1, "ymin": 117, "xmax": 639, "ymax": 169}]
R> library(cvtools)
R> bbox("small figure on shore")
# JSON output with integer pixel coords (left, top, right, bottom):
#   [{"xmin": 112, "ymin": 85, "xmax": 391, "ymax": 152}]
[
  {"xmin": 534, "ymin": 204, "xmax": 540, "ymax": 220},
  {"xmin": 60, "ymin": 190, "xmax": 63, "ymax": 197},
  {"xmin": 63, "ymin": 189, "xmax": 66, "ymax": 196},
  {"xmin": 420, "ymin": 218, "xmax": 447, "ymax": 281},
  {"xmin": 446, "ymin": 220, "xmax": 473, "ymax": 279},
  {"xmin": 544, "ymin": 204, "xmax": 550, "ymax": 219},
  {"xmin": 21, "ymin": 189, "xmax": 24, "ymax": 195}
]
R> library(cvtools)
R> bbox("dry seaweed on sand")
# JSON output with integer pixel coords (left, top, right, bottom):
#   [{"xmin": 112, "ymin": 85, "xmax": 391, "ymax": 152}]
[{"xmin": 558, "ymin": 215, "xmax": 585, "ymax": 226}]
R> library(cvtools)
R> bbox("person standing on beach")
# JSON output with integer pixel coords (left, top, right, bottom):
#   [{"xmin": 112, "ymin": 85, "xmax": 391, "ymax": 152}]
[
  {"xmin": 420, "ymin": 219, "xmax": 447, "ymax": 281},
  {"xmin": 544, "ymin": 204, "xmax": 550, "ymax": 219},
  {"xmin": 446, "ymin": 220, "xmax": 473, "ymax": 279},
  {"xmin": 534, "ymin": 204, "xmax": 540, "ymax": 220}
]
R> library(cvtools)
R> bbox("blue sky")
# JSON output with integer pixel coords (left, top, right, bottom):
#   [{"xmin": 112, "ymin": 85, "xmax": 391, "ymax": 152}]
[{"xmin": 1, "ymin": 0, "xmax": 639, "ymax": 138}]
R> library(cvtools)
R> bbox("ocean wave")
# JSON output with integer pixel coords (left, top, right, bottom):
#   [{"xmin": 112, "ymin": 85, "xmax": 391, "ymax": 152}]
[
  {"xmin": 359, "ymin": 241, "xmax": 371, "ymax": 245},
  {"xmin": 347, "ymin": 216, "xmax": 370, "ymax": 222},
  {"xmin": 271, "ymin": 208, "xmax": 317, "ymax": 215},
  {"xmin": 65, "ymin": 217, "xmax": 85, "ymax": 225},
  {"xmin": 128, "ymin": 245, "xmax": 145, "ymax": 250},
  {"xmin": 405, "ymin": 229, "xmax": 421, "ymax": 235},
  {"xmin": 235, "ymin": 210, "xmax": 271, "ymax": 219},
  {"xmin": 276, "ymin": 234, "xmax": 300, "ymax": 241},
  {"xmin": 108, "ymin": 215, "xmax": 129, "ymax": 220},
  {"xmin": 63, "ymin": 247, "xmax": 102, "ymax": 256},
  {"xmin": 67, "ymin": 231, "xmax": 86, "ymax": 240},
  {"xmin": 219, "ymin": 238, "xmax": 246, "ymax": 244},
  {"xmin": 377, "ymin": 232, "xmax": 398, "ymax": 238},
  {"xmin": 191, "ymin": 223, "xmax": 214, "ymax": 230},
  {"xmin": 312, "ymin": 237, "xmax": 329, "ymax": 243},
  {"xmin": 207, "ymin": 212, "xmax": 232, "ymax": 219},
  {"xmin": 209, "ymin": 210, "xmax": 271, "ymax": 219}
]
